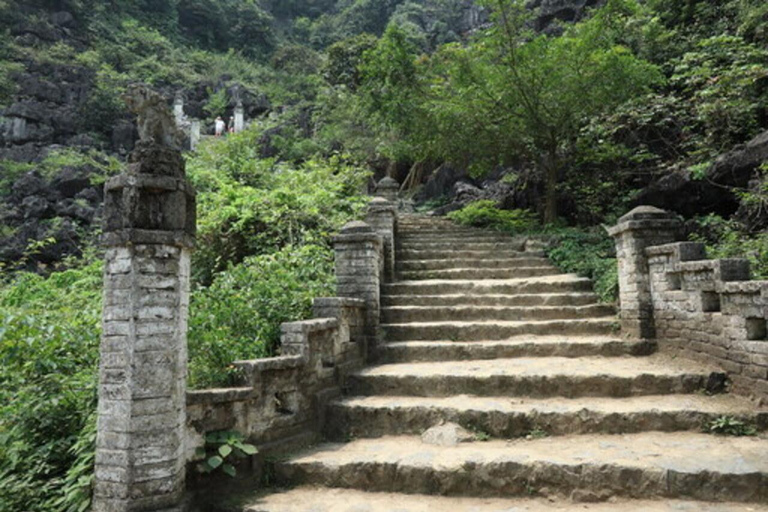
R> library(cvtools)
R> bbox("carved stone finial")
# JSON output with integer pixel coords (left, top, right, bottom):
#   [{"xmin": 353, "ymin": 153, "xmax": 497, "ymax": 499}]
[{"xmin": 123, "ymin": 84, "xmax": 184, "ymax": 151}]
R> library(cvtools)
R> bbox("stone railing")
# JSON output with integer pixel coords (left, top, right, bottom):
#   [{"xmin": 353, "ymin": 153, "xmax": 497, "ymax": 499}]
[
  {"xmin": 93, "ymin": 148, "xmax": 398, "ymax": 511},
  {"xmin": 609, "ymin": 206, "xmax": 768, "ymax": 402},
  {"xmin": 184, "ymin": 188, "xmax": 397, "ymax": 466}
]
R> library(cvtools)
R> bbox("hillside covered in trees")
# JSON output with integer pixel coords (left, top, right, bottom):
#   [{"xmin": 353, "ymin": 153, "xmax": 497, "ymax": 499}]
[{"xmin": 1, "ymin": 0, "xmax": 767, "ymax": 510}]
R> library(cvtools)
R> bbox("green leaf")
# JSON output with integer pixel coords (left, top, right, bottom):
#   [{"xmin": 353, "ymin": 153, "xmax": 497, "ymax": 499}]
[
  {"xmin": 222, "ymin": 463, "xmax": 237, "ymax": 478},
  {"xmin": 207, "ymin": 455, "xmax": 223, "ymax": 469},
  {"xmin": 219, "ymin": 444, "xmax": 233, "ymax": 458},
  {"xmin": 195, "ymin": 447, "xmax": 207, "ymax": 458},
  {"xmin": 239, "ymin": 443, "xmax": 258, "ymax": 455}
]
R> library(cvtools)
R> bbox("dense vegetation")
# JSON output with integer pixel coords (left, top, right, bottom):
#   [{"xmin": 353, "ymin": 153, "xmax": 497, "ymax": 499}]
[{"xmin": 1, "ymin": 0, "xmax": 767, "ymax": 510}]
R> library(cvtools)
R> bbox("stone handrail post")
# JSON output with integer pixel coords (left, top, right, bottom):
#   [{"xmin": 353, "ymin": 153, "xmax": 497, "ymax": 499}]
[
  {"xmin": 93, "ymin": 142, "xmax": 196, "ymax": 512},
  {"xmin": 607, "ymin": 206, "xmax": 681, "ymax": 339},
  {"xmin": 366, "ymin": 196, "xmax": 397, "ymax": 283},
  {"xmin": 333, "ymin": 221, "xmax": 383, "ymax": 361},
  {"xmin": 375, "ymin": 176, "xmax": 399, "ymax": 204}
]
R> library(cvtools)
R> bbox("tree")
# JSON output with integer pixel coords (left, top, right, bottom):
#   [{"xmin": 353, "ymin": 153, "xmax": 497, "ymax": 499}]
[{"xmin": 426, "ymin": 0, "xmax": 664, "ymax": 222}]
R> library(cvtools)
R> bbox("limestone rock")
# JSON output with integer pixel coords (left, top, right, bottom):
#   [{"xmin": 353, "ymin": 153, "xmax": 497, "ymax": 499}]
[{"xmin": 421, "ymin": 421, "xmax": 475, "ymax": 446}]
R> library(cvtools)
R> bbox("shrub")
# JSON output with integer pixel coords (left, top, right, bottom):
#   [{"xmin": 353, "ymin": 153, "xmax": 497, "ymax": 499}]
[
  {"xmin": 447, "ymin": 200, "xmax": 539, "ymax": 233},
  {"xmin": 547, "ymin": 229, "xmax": 619, "ymax": 304}
]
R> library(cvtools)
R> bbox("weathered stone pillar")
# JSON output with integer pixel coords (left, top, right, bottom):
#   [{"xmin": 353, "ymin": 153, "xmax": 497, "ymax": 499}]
[
  {"xmin": 366, "ymin": 197, "xmax": 397, "ymax": 282},
  {"xmin": 333, "ymin": 221, "xmax": 382, "ymax": 361},
  {"xmin": 234, "ymin": 101, "xmax": 245, "ymax": 133},
  {"xmin": 607, "ymin": 206, "xmax": 681, "ymax": 339},
  {"xmin": 375, "ymin": 176, "xmax": 399, "ymax": 203},
  {"xmin": 173, "ymin": 94, "xmax": 184, "ymax": 126},
  {"xmin": 189, "ymin": 120, "xmax": 200, "ymax": 151},
  {"xmin": 93, "ymin": 141, "xmax": 196, "ymax": 512}
]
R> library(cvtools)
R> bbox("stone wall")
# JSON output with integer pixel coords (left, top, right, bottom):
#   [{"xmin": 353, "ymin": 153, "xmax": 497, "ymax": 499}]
[
  {"xmin": 611, "ymin": 206, "xmax": 768, "ymax": 403},
  {"xmin": 185, "ymin": 298, "xmax": 366, "ymax": 457}
]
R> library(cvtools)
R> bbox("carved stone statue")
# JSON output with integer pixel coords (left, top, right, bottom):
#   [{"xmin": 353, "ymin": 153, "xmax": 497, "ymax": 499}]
[{"xmin": 123, "ymin": 84, "xmax": 184, "ymax": 150}]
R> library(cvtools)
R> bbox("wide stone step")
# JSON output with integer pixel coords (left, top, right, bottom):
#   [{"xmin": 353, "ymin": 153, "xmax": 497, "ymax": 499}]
[
  {"xmin": 380, "ymin": 337, "xmax": 654, "ymax": 362},
  {"xmin": 326, "ymin": 394, "xmax": 768, "ymax": 440},
  {"xmin": 383, "ymin": 276, "xmax": 593, "ymax": 296},
  {"xmin": 397, "ymin": 258, "xmax": 552, "ymax": 271},
  {"xmin": 397, "ymin": 249, "xmax": 545, "ymax": 261},
  {"xmin": 382, "ymin": 305, "xmax": 615, "ymax": 323},
  {"xmin": 397, "ymin": 236, "xmax": 525, "ymax": 244},
  {"xmin": 348, "ymin": 355, "xmax": 714, "ymax": 398},
  {"xmin": 274, "ymin": 433, "xmax": 768, "ymax": 502},
  {"xmin": 382, "ymin": 318, "xmax": 617, "ymax": 341},
  {"xmin": 398, "ymin": 241, "xmax": 527, "ymax": 251},
  {"xmin": 398, "ymin": 267, "xmax": 561, "ymax": 280},
  {"xmin": 382, "ymin": 292, "xmax": 601, "ymax": 308},
  {"xmin": 245, "ymin": 488, "xmax": 768, "ymax": 512}
]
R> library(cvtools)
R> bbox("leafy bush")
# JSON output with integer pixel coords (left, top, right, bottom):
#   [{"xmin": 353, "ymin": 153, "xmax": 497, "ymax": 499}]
[
  {"xmin": 188, "ymin": 244, "xmax": 335, "ymax": 388},
  {"xmin": 447, "ymin": 200, "xmax": 539, "ymax": 233},
  {"xmin": 705, "ymin": 415, "xmax": 757, "ymax": 436},
  {"xmin": 547, "ymin": 229, "xmax": 619, "ymax": 304},
  {"xmin": 690, "ymin": 214, "xmax": 768, "ymax": 279}
]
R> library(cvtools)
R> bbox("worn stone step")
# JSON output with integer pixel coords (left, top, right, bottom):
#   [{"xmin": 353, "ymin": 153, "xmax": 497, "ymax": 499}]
[
  {"xmin": 274, "ymin": 433, "xmax": 768, "ymax": 502},
  {"xmin": 380, "ymin": 337, "xmax": 654, "ymax": 362},
  {"xmin": 381, "ymin": 293, "xmax": 601, "ymax": 308},
  {"xmin": 398, "ymin": 267, "xmax": 561, "ymax": 280},
  {"xmin": 382, "ymin": 305, "xmax": 615, "ymax": 323},
  {"xmin": 382, "ymin": 318, "xmax": 617, "ymax": 341},
  {"xmin": 383, "ymin": 276, "xmax": 593, "ymax": 296},
  {"xmin": 397, "ymin": 237, "xmax": 525, "ymax": 245},
  {"xmin": 348, "ymin": 355, "xmax": 714, "ymax": 398},
  {"xmin": 327, "ymin": 394, "xmax": 768, "ymax": 440},
  {"xmin": 245, "ymin": 487, "xmax": 768, "ymax": 512},
  {"xmin": 397, "ymin": 258, "xmax": 552, "ymax": 271},
  {"xmin": 398, "ymin": 241, "xmax": 528, "ymax": 251}
]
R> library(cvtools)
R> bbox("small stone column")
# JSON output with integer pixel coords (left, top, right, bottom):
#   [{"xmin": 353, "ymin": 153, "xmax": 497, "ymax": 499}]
[
  {"xmin": 174, "ymin": 94, "xmax": 185, "ymax": 126},
  {"xmin": 607, "ymin": 206, "xmax": 681, "ymax": 339},
  {"xmin": 234, "ymin": 101, "xmax": 245, "ymax": 133},
  {"xmin": 190, "ymin": 120, "xmax": 201, "ymax": 151},
  {"xmin": 365, "ymin": 197, "xmax": 397, "ymax": 282},
  {"xmin": 375, "ymin": 177, "xmax": 399, "ymax": 204},
  {"xmin": 333, "ymin": 221, "xmax": 382, "ymax": 361},
  {"xmin": 93, "ymin": 141, "xmax": 196, "ymax": 512}
]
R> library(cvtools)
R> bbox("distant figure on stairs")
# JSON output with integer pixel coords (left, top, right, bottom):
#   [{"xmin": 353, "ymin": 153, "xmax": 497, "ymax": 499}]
[
  {"xmin": 215, "ymin": 116, "xmax": 225, "ymax": 137},
  {"xmin": 228, "ymin": 116, "xmax": 235, "ymax": 134}
]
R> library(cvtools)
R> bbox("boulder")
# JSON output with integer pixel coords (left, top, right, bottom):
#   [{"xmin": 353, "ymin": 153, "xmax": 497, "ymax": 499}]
[
  {"xmin": 632, "ymin": 130, "xmax": 768, "ymax": 218},
  {"xmin": 421, "ymin": 422, "xmax": 476, "ymax": 447}
]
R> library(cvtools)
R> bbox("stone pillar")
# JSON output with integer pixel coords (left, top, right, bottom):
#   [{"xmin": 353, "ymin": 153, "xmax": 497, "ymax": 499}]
[
  {"xmin": 174, "ymin": 94, "xmax": 184, "ymax": 126},
  {"xmin": 365, "ymin": 197, "xmax": 397, "ymax": 282},
  {"xmin": 190, "ymin": 120, "xmax": 200, "ymax": 151},
  {"xmin": 333, "ymin": 221, "xmax": 382, "ymax": 361},
  {"xmin": 234, "ymin": 101, "xmax": 245, "ymax": 133},
  {"xmin": 375, "ymin": 177, "xmax": 399, "ymax": 204},
  {"xmin": 93, "ymin": 141, "xmax": 196, "ymax": 512},
  {"xmin": 607, "ymin": 206, "xmax": 681, "ymax": 339}
]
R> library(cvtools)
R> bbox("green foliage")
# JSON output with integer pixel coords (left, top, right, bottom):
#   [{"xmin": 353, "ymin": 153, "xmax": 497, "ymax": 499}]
[
  {"xmin": 195, "ymin": 430, "xmax": 257, "ymax": 478},
  {"xmin": 524, "ymin": 427, "xmax": 549, "ymax": 440},
  {"xmin": 547, "ymin": 229, "xmax": 619, "ymax": 303},
  {"xmin": 188, "ymin": 244, "xmax": 335, "ymax": 388},
  {"xmin": 0, "ymin": 59, "xmax": 22, "ymax": 108},
  {"xmin": 447, "ymin": 200, "xmax": 539, "ymax": 233},
  {"xmin": 203, "ymin": 87, "xmax": 229, "ymax": 120},
  {"xmin": 705, "ymin": 415, "xmax": 757, "ymax": 437},
  {"xmin": 689, "ymin": 214, "xmax": 768, "ymax": 279},
  {"xmin": 187, "ymin": 127, "xmax": 370, "ymax": 283}
]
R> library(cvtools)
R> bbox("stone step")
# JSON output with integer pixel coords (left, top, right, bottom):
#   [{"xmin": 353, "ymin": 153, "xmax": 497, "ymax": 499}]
[
  {"xmin": 397, "ymin": 241, "xmax": 527, "ymax": 251},
  {"xmin": 348, "ymin": 355, "xmax": 714, "ymax": 398},
  {"xmin": 381, "ymin": 293, "xmax": 601, "ymax": 308},
  {"xmin": 382, "ymin": 305, "xmax": 615, "ymax": 323},
  {"xmin": 326, "ymin": 394, "xmax": 768, "ymax": 440},
  {"xmin": 383, "ymin": 276, "xmax": 593, "ymax": 296},
  {"xmin": 382, "ymin": 318, "xmax": 617, "ymax": 341},
  {"xmin": 397, "ymin": 236, "xmax": 524, "ymax": 244},
  {"xmin": 379, "ymin": 337, "xmax": 654, "ymax": 362},
  {"xmin": 397, "ymin": 249, "xmax": 546, "ymax": 260},
  {"xmin": 397, "ymin": 258, "xmax": 553, "ymax": 271},
  {"xmin": 397, "ymin": 267, "xmax": 561, "ymax": 280},
  {"xmin": 245, "ymin": 488, "xmax": 768, "ymax": 512},
  {"xmin": 274, "ymin": 433, "xmax": 768, "ymax": 502}
]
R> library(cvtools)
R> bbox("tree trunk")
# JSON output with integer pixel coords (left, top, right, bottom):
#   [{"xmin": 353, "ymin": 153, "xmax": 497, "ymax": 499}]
[{"xmin": 542, "ymin": 150, "xmax": 559, "ymax": 225}]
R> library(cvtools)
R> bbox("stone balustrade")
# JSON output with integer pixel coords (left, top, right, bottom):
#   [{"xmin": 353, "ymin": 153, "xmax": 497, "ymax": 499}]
[{"xmin": 610, "ymin": 206, "xmax": 768, "ymax": 401}]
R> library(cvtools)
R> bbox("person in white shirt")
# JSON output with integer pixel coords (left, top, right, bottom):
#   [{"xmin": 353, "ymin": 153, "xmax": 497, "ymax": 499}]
[{"xmin": 215, "ymin": 116, "xmax": 225, "ymax": 137}]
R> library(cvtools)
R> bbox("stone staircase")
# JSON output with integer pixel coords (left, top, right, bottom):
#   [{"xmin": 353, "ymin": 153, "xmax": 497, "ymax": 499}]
[{"xmin": 247, "ymin": 215, "xmax": 768, "ymax": 511}]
